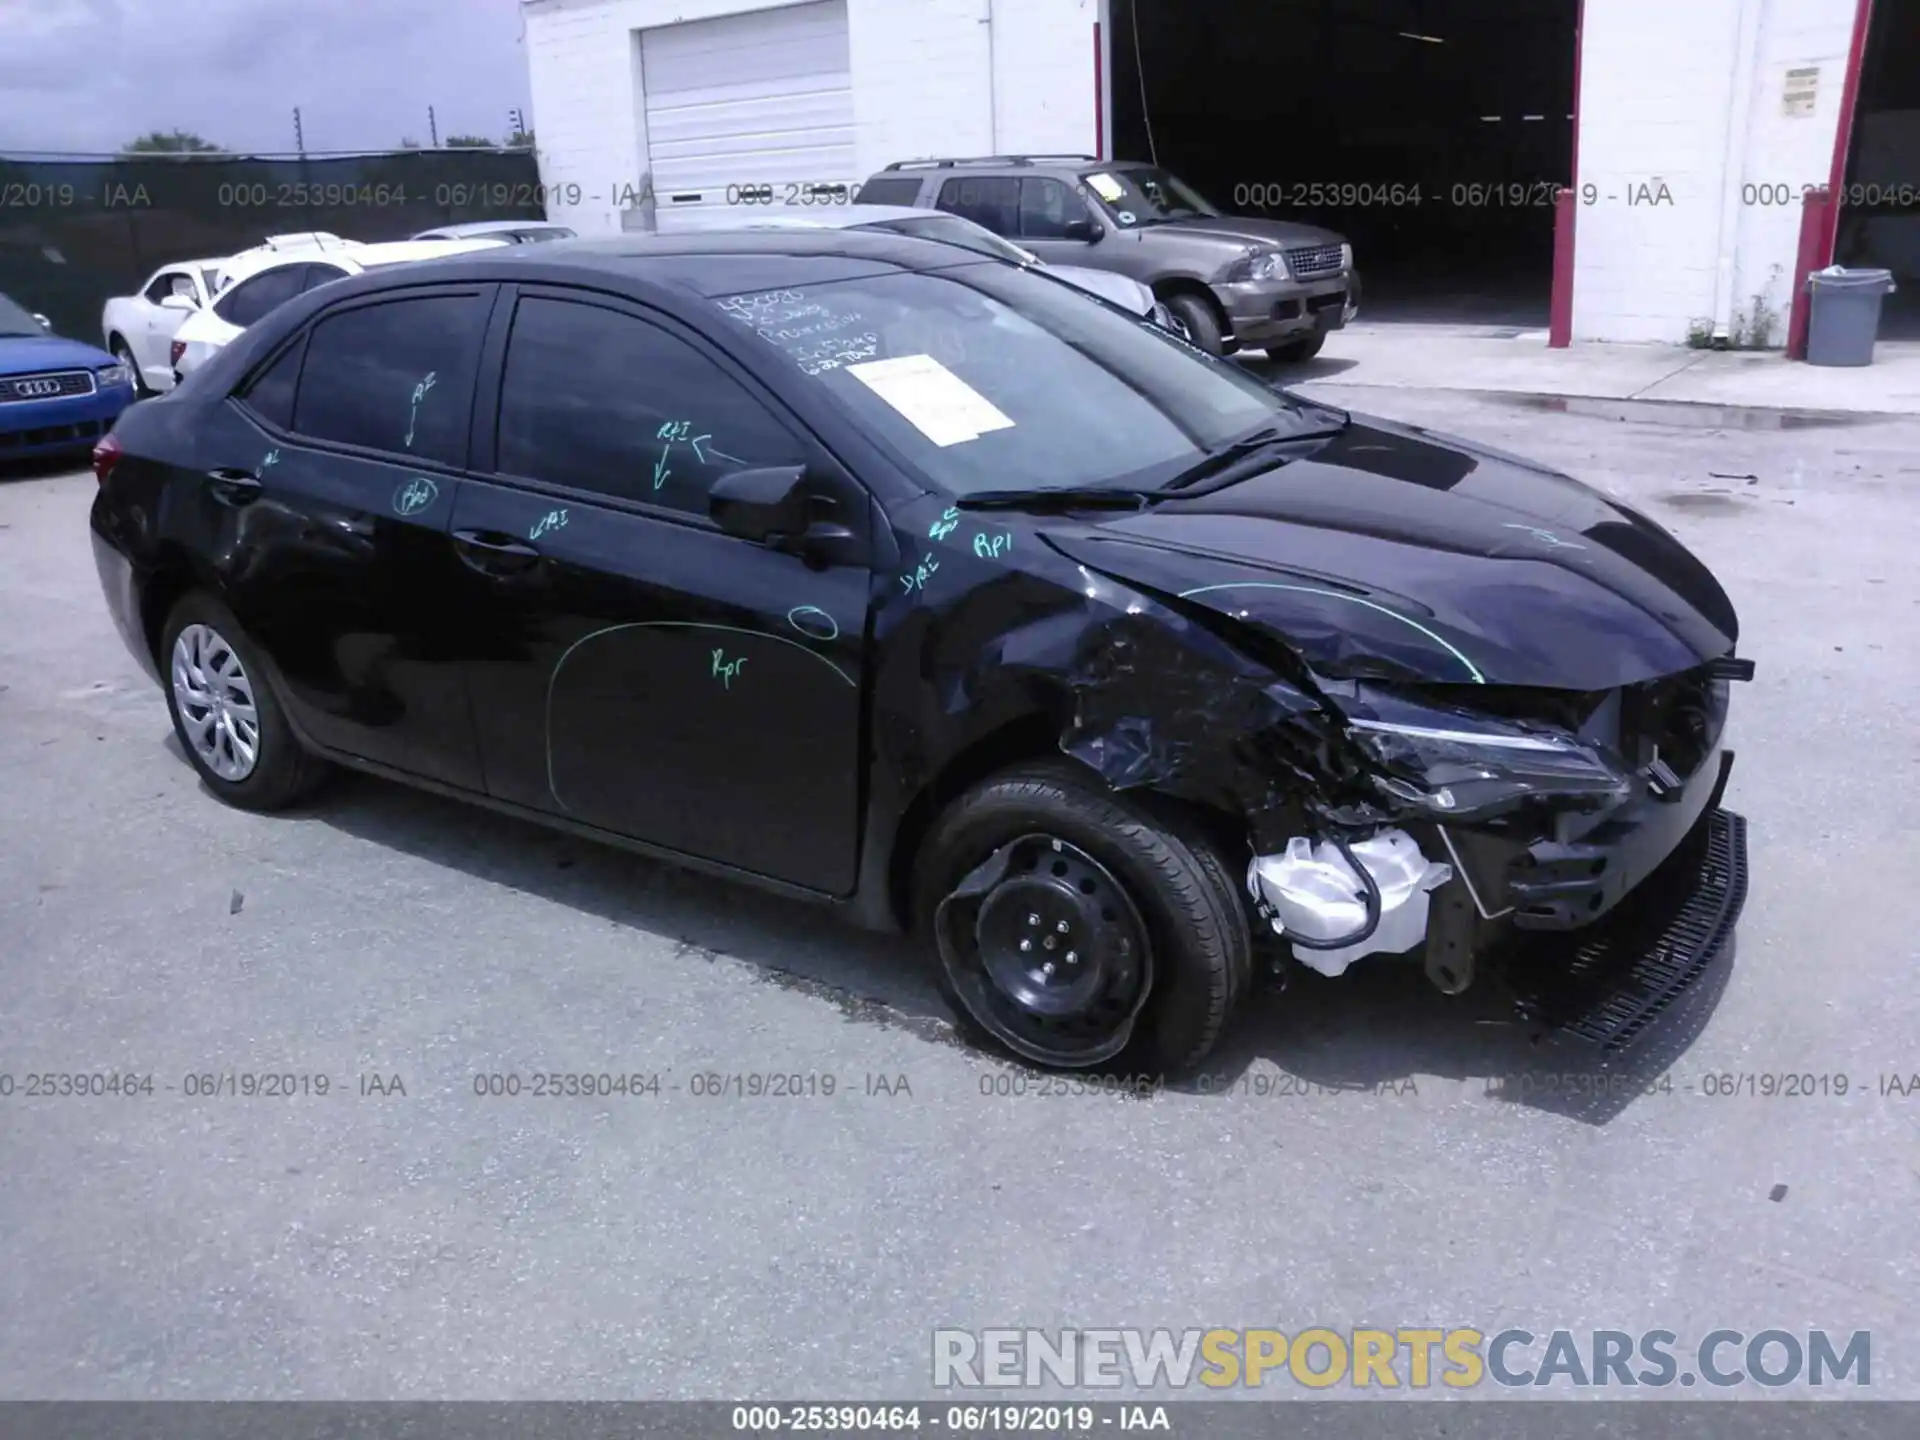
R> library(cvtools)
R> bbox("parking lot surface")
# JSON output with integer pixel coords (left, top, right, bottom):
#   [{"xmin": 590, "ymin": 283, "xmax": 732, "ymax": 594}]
[{"xmin": 3, "ymin": 389, "xmax": 1917, "ymax": 1398}]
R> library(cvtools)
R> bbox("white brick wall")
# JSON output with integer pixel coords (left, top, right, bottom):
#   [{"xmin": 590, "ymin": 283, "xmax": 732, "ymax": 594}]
[
  {"xmin": 524, "ymin": 0, "xmax": 1863, "ymax": 347},
  {"xmin": 522, "ymin": 0, "xmax": 1099, "ymax": 238},
  {"xmin": 1573, "ymin": 0, "xmax": 1859, "ymax": 345}
]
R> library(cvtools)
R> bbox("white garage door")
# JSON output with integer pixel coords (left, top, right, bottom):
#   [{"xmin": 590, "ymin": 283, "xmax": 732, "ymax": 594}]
[{"xmin": 641, "ymin": 0, "xmax": 855, "ymax": 230}]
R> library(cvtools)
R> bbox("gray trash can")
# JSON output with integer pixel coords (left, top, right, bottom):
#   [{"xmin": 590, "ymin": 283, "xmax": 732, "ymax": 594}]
[{"xmin": 1806, "ymin": 266, "xmax": 1896, "ymax": 366}]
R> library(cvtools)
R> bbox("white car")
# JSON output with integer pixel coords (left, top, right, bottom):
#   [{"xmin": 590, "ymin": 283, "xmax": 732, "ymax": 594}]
[
  {"xmin": 410, "ymin": 220, "xmax": 578, "ymax": 244},
  {"xmin": 662, "ymin": 203, "xmax": 1172, "ymax": 326},
  {"xmin": 100, "ymin": 259, "xmax": 225, "ymax": 394},
  {"xmin": 169, "ymin": 237, "xmax": 506, "ymax": 383}
]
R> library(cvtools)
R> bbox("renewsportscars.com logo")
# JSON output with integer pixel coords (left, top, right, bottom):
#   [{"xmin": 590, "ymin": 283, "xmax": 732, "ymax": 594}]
[{"xmin": 931, "ymin": 1328, "xmax": 1872, "ymax": 1391}]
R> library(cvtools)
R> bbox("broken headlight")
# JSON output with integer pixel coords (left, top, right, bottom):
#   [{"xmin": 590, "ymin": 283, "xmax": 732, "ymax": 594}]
[{"xmin": 1343, "ymin": 710, "xmax": 1633, "ymax": 823}]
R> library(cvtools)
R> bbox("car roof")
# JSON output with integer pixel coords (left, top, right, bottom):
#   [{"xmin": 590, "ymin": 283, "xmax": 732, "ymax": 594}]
[
  {"xmin": 667, "ymin": 203, "xmax": 934, "ymax": 231},
  {"xmin": 293, "ymin": 228, "xmax": 988, "ymax": 303},
  {"xmin": 216, "ymin": 236, "xmax": 504, "ymax": 288},
  {"xmin": 414, "ymin": 220, "xmax": 575, "ymax": 238}
]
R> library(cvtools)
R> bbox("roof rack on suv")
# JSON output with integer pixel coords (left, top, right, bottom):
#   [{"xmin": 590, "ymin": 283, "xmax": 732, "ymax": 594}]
[{"xmin": 880, "ymin": 155, "xmax": 1098, "ymax": 171}]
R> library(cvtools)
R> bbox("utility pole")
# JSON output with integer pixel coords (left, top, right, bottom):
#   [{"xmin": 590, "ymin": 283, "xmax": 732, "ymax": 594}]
[
  {"xmin": 508, "ymin": 108, "xmax": 525, "ymax": 139},
  {"xmin": 292, "ymin": 107, "xmax": 304, "ymax": 154},
  {"xmin": 428, "ymin": 106, "xmax": 439, "ymax": 148}
]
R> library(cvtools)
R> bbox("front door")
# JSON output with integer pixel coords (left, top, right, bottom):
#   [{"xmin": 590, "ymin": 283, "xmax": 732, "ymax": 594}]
[
  {"xmin": 205, "ymin": 284, "xmax": 497, "ymax": 789},
  {"xmin": 450, "ymin": 288, "xmax": 872, "ymax": 895}
]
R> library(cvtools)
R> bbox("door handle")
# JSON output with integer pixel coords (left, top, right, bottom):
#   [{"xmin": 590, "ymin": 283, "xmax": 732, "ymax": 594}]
[
  {"xmin": 452, "ymin": 528, "xmax": 543, "ymax": 577},
  {"xmin": 206, "ymin": 467, "xmax": 263, "ymax": 504}
]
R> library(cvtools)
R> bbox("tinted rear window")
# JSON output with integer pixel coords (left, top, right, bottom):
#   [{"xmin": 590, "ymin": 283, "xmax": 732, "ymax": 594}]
[
  {"xmin": 289, "ymin": 292, "xmax": 489, "ymax": 465},
  {"xmin": 853, "ymin": 177, "xmax": 924, "ymax": 206}
]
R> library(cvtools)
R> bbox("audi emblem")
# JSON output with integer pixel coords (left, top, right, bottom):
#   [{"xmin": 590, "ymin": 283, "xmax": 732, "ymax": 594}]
[{"xmin": 14, "ymin": 378, "xmax": 63, "ymax": 397}]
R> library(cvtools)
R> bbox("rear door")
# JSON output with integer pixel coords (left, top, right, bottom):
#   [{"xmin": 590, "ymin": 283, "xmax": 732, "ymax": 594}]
[
  {"xmin": 448, "ymin": 285, "xmax": 873, "ymax": 894},
  {"xmin": 202, "ymin": 283, "xmax": 498, "ymax": 788}
]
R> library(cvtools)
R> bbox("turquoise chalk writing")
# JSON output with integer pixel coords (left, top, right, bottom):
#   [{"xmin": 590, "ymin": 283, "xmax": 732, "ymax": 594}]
[
  {"xmin": 392, "ymin": 476, "xmax": 438, "ymax": 517},
  {"xmin": 530, "ymin": 508, "xmax": 569, "ymax": 541},
  {"xmin": 928, "ymin": 507, "xmax": 961, "ymax": 541},
  {"xmin": 711, "ymin": 648, "xmax": 747, "ymax": 688},
  {"xmin": 900, "ymin": 557, "xmax": 940, "ymax": 595},
  {"xmin": 403, "ymin": 371, "xmax": 438, "ymax": 448},
  {"xmin": 786, "ymin": 605, "xmax": 840, "ymax": 642},
  {"xmin": 261, "ymin": 448, "xmax": 281, "ymax": 469},
  {"xmin": 972, "ymin": 530, "xmax": 1012, "ymax": 559}
]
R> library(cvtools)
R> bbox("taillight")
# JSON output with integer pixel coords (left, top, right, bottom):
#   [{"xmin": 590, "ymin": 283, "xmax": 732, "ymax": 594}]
[
  {"xmin": 170, "ymin": 340, "xmax": 187, "ymax": 366},
  {"xmin": 92, "ymin": 431, "xmax": 123, "ymax": 486}
]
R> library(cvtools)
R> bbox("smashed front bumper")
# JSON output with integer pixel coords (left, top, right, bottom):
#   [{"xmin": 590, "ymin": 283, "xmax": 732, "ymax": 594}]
[{"xmin": 1496, "ymin": 805, "xmax": 1748, "ymax": 1053}]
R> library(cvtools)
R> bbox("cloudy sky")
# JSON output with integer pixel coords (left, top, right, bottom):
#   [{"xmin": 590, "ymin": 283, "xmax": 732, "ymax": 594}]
[{"xmin": 0, "ymin": 0, "xmax": 534, "ymax": 154}]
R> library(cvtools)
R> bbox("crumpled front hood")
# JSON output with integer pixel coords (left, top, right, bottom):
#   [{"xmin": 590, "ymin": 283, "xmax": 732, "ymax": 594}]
[
  {"xmin": 1043, "ymin": 415, "xmax": 1740, "ymax": 691},
  {"xmin": 0, "ymin": 334, "xmax": 115, "ymax": 376}
]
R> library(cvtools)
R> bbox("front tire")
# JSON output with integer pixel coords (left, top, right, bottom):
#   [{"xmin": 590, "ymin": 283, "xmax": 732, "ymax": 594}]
[
  {"xmin": 912, "ymin": 760, "xmax": 1253, "ymax": 1075},
  {"xmin": 162, "ymin": 593, "xmax": 329, "ymax": 811},
  {"xmin": 109, "ymin": 335, "xmax": 151, "ymax": 397},
  {"xmin": 1163, "ymin": 293, "xmax": 1226, "ymax": 356}
]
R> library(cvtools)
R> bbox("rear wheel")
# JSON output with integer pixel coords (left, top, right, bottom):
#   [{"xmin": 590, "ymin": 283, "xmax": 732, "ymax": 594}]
[
  {"xmin": 109, "ymin": 335, "xmax": 151, "ymax": 396},
  {"xmin": 913, "ymin": 760, "xmax": 1253, "ymax": 1075},
  {"xmin": 1163, "ymin": 293, "xmax": 1226, "ymax": 356},
  {"xmin": 162, "ymin": 593, "xmax": 329, "ymax": 811},
  {"xmin": 1266, "ymin": 333, "xmax": 1326, "ymax": 363}
]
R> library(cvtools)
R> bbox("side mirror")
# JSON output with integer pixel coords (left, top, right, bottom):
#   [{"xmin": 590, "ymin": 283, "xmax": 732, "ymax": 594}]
[
  {"xmin": 1062, "ymin": 218, "xmax": 1103, "ymax": 243},
  {"xmin": 709, "ymin": 465, "xmax": 815, "ymax": 546},
  {"xmin": 709, "ymin": 465, "xmax": 858, "ymax": 563},
  {"xmin": 159, "ymin": 294, "xmax": 198, "ymax": 313},
  {"xmin": 33, "ymin": 313, "xmax": 52, "ymax": 331}
]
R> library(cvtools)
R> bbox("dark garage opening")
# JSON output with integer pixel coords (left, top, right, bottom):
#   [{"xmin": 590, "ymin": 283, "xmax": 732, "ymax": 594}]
[
  {"xmin": 1110, "ymin": 0, "xmax": 1580, "ymax": 329},
  {"xmin": 1835, "ymin": 0, "xmax": 1920, "ymax": 339}
]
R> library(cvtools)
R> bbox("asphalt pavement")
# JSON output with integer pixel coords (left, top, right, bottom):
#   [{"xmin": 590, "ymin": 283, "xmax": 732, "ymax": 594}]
[{"xmin": 2, "ymin": 388, "xmax": 1916, "ymax": 1400}]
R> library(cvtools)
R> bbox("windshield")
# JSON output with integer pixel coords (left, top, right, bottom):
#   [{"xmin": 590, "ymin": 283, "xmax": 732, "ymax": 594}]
[
  {"xmin": 856, "ymin": 215, "xmax": 1032, "ymax": 267},
  {"xmin": 714, "ymin": 262, "xmax": 1313, "ymax": 497},
  {"xmin": 0, "ymin": 292, "xmax": 43, "ymax": 336},
  {"xmin": 1082, "ymin": 166, "xmax": 1221, "ymax": 228}
]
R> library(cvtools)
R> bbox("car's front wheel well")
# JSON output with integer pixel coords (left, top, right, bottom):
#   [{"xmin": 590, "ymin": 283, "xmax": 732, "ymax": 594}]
[
  {"xmin": 886, "ymin": 714, "xmax": 1064, "ymax": 931},
  {"xmin": 884, "ymin": 713, "xmax": 1255, "ymax": 933},
  {"xmin": 1151, "ymin": 279, "xmax": 1225, "ymax": 324}
]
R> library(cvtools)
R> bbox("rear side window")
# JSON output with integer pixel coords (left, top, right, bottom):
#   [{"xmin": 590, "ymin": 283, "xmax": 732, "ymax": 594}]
[
  {"xmin": 300, "ymin": 264, "xmax": 351, "ymax": 292},
  {"xmin": 290, "ymin": 292, "xmax": 489, "ymax": 465},
  {"xmin": 214, "ymin": 266, "xmax": 307, "ymax": 328},
  {"xmin": 854, "ymin": 177, "xmax": 923, "ymax": 206},
  {"xmin": 935, "ymin": 176, "xmax": 1020, "ymax": 236},
  {"xmin": 238, "ymin": 339, "xmax": 304, "ymax": 430}
]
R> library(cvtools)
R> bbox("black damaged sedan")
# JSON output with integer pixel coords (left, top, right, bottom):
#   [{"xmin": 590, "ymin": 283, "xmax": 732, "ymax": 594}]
[{"xmin": 89, "ymin": 231, "xmax": 1751, "ymax": 1073}]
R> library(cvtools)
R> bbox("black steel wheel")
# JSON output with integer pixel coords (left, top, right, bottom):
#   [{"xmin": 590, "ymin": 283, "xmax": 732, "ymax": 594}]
[{"xmin": 913, "ymin": 760, "xmax": 1253, "ymax": 1074}]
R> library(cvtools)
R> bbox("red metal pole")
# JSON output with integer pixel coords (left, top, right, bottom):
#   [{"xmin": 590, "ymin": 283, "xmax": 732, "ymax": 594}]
[
  {"xmin": 1548, "ymin": 0, "xmax": 1586, "ymax": 348},
  {"xmin": 1821, "ymin": 0, "xmax": 1877, "ymax": 264},
  {"xmin": 1785, "ymin": 188, "xmax": 1832, "ymax": 359}
]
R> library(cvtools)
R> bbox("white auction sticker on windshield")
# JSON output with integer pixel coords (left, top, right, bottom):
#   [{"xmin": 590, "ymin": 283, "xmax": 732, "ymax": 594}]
[
  {"xmin": 1085, "ymin": 172, "xmax": 1125, "ymax": 202},
  {"xmin": 845, "ymin": 354, "xmax": 1014, "ymax": 447}
]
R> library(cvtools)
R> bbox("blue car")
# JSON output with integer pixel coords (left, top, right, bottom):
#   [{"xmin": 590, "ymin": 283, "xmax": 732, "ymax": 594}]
[{"xmin": 1, "ymin": 291, "xmax": 137, "ymax": 462}]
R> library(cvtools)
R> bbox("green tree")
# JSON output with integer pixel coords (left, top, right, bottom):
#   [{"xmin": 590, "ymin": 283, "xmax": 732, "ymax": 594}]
[
  {"xmin": 121, "ymin": 128, "xmax": 224, "ymax": 153},
  {"xmin": 444, "ymin": 134, "xmax": 497, "ymax": 148},
  {"xmin": 507, "ymin": 129, "xmax": 535, "ymax": 148},
  {"xmin": 399, "ymin": 137, "xmax": 423, "ymax": 149}
]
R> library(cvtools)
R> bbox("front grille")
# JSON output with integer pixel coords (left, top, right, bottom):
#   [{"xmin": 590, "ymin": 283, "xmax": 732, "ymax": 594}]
[
  {"xmin": 0, "ymin": 417, "xmax": 106, "ymax": 450},
  {"xmin": 0, "ymin": 369, "xmax": 96, "ymax": 403},
  {"xmin": 1501, "ymin": 808, "xmax": 1747, "ymax": 1053},
  {"xmin": 1285, "ymin": 244, "xmax": 1344, "ymax": 279}
]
